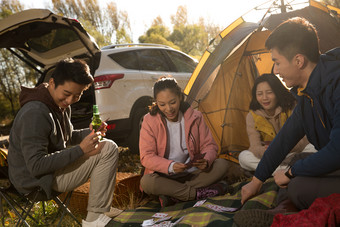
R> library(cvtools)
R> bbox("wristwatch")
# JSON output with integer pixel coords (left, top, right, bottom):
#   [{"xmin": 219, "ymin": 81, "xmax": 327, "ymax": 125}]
[{"xmin": 285, "ymin": 167, "xmax": 295, "ymax": 179}]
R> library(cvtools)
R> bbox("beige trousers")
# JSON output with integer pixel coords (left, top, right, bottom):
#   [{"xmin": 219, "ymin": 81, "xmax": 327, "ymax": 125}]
[
  {"xmin": 140, "ymin": 158, "xmax": 229, "ymax": 201},
  {"xmin": 52, "ymin": 139, "xmax": 119, "ymax": 213}
]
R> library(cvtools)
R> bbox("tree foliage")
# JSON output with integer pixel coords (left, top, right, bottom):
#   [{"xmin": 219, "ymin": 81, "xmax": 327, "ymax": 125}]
[
  {"xmin": 138, "ymin": 18, "xmax": 180, "ymax": 49},
  {"xmin": 171, "ymin": 5, "xmax": 188, "ymax": 27},
  {"xmin": 51, "ymin": 0, "xmax": 132, "ymax": 46},
  {"xmin": 0, "ymin": 0, "xmax": 34, "ymax": 118},
  {"xmin": 139, "ymin": 5, "xmax": 221, "ymax": 58}
]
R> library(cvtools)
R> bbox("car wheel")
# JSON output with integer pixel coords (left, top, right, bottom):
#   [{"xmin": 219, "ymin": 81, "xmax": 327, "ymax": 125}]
[{"xmin": 128, "ymin": 107, "xmax": 148, "ymax": 154}]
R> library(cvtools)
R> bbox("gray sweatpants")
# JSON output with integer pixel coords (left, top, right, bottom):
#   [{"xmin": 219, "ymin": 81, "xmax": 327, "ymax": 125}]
[
  {"xmin": 140, "ymin": 158, "xmax": 229, "ymax": 201},
  {"xmin": 52, "ymin": 139, "xmax": 119, "ymax": 213}
]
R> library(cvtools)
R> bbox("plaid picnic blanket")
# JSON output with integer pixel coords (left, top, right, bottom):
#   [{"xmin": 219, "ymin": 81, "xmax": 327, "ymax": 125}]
[{"xmin": 107, "ymin": 178, "xmax": 279, "ymax": 227}]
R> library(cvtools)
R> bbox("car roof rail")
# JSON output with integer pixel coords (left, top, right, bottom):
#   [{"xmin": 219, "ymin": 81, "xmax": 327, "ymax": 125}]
[{"xmin": 101, "ymin": 43, "xmax": 172, "ymax": 50}]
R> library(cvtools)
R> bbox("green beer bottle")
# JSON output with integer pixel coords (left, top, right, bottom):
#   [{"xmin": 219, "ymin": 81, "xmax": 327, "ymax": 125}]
[{"xmin": 92, "ymin": 105, "xmax": 102, "ymax": 140}]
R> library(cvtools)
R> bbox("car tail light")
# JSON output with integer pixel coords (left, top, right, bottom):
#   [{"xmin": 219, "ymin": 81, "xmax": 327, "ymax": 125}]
[
  {"xmin": 106, "ymin": 123, "xmax": 116, "ymax": 130},
  {"xmin": 94, "ymin": 74, "xmax": 124, "ymax": 90}
]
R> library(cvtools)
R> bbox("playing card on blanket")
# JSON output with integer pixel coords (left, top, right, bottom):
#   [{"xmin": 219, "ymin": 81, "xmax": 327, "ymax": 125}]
[
  {"xmin": 152, "ymin": 213, "xmax": 169, "ymax": 218},
  {"xmin": 142, "ymin": 219, "xmax": 155, "ymax": 226},
  {"xmin": 206, "ymin": 204, "xmax": 239, "ymax": 212},
  {"xmin": 152, "ymin": 221, "xmax": 172, "ymax": 227},
  {"xmin": 193, "ymin": 200, "xmax": 206, "ymax": 207}
]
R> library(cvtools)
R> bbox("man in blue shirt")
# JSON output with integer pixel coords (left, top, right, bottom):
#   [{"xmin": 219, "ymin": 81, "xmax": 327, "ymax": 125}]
[{"xmin": 241, "ymin": 17, "xmax": 340, "ymax": 210}]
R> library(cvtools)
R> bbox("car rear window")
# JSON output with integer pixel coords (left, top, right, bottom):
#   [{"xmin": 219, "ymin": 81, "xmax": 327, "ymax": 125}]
[
  {"xmin": 108, "ymin": 51, "xmax": 139, "ymax": 70},
  {"xmin": 27, "ymin": 28, "xmax": 79, "ymax": 53},
  {"xmin": 166, "ymin": 50, "xmax": 197, "ymax": 73}
]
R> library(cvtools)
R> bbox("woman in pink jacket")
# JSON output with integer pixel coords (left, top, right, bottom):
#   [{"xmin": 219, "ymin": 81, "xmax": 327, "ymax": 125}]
[{"xmin": 139, "ymin": 76, "xmax": 231, "ymax": 207}]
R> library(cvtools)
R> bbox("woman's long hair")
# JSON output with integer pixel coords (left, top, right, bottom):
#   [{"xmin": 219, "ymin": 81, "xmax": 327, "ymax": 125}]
[
  {"xmin": 149, "ymin": 76, "xmax": 185, "ymax": 115},
  {"xmin": 249, "ymin": 74, "xmax": 296, "ymax": 113}
]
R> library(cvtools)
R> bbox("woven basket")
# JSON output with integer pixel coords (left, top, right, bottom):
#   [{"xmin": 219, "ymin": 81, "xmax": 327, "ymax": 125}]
[{"xmin": 59, "ymin": 172, "xmax": 142, "ymax": 215}]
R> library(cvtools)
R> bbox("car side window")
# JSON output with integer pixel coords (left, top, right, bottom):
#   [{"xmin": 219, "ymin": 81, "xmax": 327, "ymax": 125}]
[
  {"xmin": 137, "ymin": 49, "xmax": 171, "ymax": 72},
  {"xmin": 108, "ymin": 51, "xmax": 139, "ymax": 70},
  {"xmin": 166, "ymin": 50, "xmax": 197, "ymax": 73}
]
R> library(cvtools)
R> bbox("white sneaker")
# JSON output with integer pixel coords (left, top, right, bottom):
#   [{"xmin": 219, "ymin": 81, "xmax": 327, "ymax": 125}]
[{"xmin": 82, "ymin": 214, "xmax": 112, "ymax": 227}]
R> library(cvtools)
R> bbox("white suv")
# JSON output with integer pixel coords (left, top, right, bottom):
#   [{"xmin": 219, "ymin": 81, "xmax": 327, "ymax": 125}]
[
  {"xmin": 93, "ymin": 44, "xmax": 197, "ymax": 152},
  {"xmin": 0, "ymin": 9, "xmax": 197, "ymax": 153}
]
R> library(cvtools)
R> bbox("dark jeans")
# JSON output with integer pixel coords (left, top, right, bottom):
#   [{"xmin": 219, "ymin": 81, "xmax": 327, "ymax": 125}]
[
  {"xmin": 284, "ymin": 152, "xmax": 340, "ymax": 209},
  {"xmin": 287, "ymin": 169, "xmax": 340, "ymax": 209}
]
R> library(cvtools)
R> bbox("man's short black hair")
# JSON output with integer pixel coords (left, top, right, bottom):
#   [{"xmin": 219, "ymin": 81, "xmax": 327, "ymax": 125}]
[
  {"xmin": 51, "ymin": 58, "xmax": 93, "ymax": 88},
  {"xmin": 265, "ymin": 17, "xmax": 320, "ymax": 63}
]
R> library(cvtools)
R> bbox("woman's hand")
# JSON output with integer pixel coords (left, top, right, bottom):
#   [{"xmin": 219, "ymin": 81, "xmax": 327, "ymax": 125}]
[
  {"xmin": 173, "ymin": 162, "xmax": 187, "ymax": 173},
  {"xmin": 193, "ymin": 159, "xmax": 208, "ymax": 170},
  {"xmin": 241, "ymin": 176, "xmax": 263, "ymax": 204}
]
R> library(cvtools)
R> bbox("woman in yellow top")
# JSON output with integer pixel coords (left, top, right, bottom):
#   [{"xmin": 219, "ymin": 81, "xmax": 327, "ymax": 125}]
[{"xmin": 239, "ymin": 74, "xmax": 315, "ymax": 172}]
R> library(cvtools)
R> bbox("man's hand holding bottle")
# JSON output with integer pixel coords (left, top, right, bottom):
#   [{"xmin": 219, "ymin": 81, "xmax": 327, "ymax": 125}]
[
  {"xmin": 80, "ymin": 131, "xmax": 104, "ymax": 158},
  {"xmin": 91, "ymin": 105, "xmax": 108, "ymax": 140},
  {"xmin": 90, "ymin": 118, "xmax": 108, "ymax": 139}
]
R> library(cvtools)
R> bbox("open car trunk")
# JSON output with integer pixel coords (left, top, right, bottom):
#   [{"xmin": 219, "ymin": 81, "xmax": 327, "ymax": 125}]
[{"xmin": 0, "ymin": 9, "xmax": 101, "ymax": 128}]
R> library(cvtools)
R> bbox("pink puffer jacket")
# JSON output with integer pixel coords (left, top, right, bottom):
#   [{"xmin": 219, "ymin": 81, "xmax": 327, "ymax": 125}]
[{"xmin": 139, "ymin": 106, "xmax": 218, "ymax": 175}]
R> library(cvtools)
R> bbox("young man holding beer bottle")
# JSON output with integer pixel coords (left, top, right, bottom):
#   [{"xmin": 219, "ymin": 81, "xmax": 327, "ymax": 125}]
[{"xmin": 8, "ymin": 58, "xmax": 118, "ymax": 227}]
